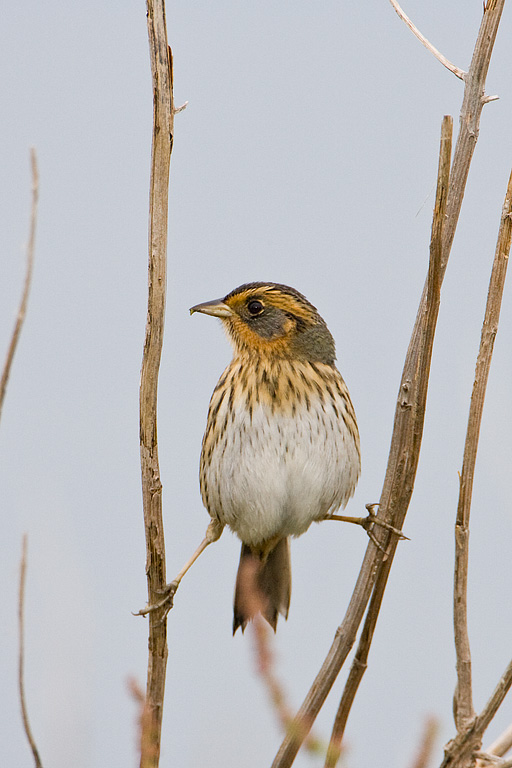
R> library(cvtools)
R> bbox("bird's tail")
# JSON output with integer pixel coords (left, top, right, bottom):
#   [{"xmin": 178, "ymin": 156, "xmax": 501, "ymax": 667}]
[{"xmin": 233, "ymin": 538, "xmax": 291, "ymax": 634}]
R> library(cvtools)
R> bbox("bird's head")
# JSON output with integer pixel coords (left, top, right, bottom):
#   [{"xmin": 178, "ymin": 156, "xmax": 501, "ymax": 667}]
[{"xmin": 190, "ymin": 282, "xmax": 336, "ymax": 364}]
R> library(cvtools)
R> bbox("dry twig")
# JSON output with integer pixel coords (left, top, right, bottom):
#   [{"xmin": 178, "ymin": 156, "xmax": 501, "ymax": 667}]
[
  {"xmin": 129, "ymin": 677, "xmax": 158, "ymax": 767},
  {"xmin": 442, "ymin": 0, "xmax": 505, "ymax": 262},
  {"xmin": 138, "ymin": 2, "xmax": 174, "ymax": 765},
  {"xmin": 272, "ymin": 115, "xmax": 451, "ymax": 768},
  {"xmin": 409, "ymin": 717, "xmax": 440, "ymax": 768},
  {"xmin": 18, "ymin": 535, "xmax": 43, "ymax": 768},
  {"xmin": 442, "ymin": 173, "xmax": 512, "ymax": 768},
  {"xmin": 441, "ymin": 170, "xmax": 512, "ymax": 768},
  {"xmin": 0, "ymin": 149, "xmax": 38, "ymax": 423},
  {"xmin": 324, "ymin": 114, "xmax": 452, "ymax": 768},
  {"xmin": 272, "ymin": 3, "xmax": 506, "ymax": 765},
  {"xmin": 441, "ymin": 658, "xmax": 512, "ymax": 768},
  {"xmin": 239, "ymin": 559, "xmax": 323, "ymax": 755},
  {"xmin": 453, "ymin": 167, "xmax": 512, "ymax": 732},
  {"xmin": 388, "ymin": 0, "xmax": 465, "ymax": 80}
]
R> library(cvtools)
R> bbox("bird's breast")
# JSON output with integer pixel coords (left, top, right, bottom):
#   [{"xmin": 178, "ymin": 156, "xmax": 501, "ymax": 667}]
[{"xmin": 199, "ymin": 358, "xmax": 360, "ymax": 547}]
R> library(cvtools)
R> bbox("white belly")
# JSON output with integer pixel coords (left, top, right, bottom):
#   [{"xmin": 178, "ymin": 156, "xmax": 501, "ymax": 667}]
[{"xmin": 202, "ymin": 395, "xmax": 360, "ymax": 547}]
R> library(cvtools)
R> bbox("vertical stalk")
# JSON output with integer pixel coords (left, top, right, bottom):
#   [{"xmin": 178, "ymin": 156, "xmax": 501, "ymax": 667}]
[{"xmin": 139, "ymin": 2, "xmax": 173, "ymax": 765}]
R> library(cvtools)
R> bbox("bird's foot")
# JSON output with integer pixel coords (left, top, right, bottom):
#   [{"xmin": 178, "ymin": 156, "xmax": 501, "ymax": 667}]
[
  {"xmin": 328, "ymin": 503, "xmax": 409, "ymax": 554},
  {"xmin": 362, "ymin": 503, "xmax": 409, "ymax": 541},
  {"xmin": 133, "ymin": 520, "xmax": 225, "ymax": 624},
  {"xmin": 133, "ymin": 579, "xmax": 179, "ymax": 624}
]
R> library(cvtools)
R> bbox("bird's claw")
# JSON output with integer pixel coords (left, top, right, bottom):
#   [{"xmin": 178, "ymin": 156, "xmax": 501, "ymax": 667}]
[
  {"xmin": 364, "ymin": 503, "xmax": 410, "ymax": 541},
  {"xmin": 133, "ymin": 580, "xmax": 179, "ymax": 622},
  {"xmin": 366, "ymin": 527, "xmax": 389, "ymax": 555},
  {"xmin": 155, "ymin": 580, "xmax": 179, "ymax": 597}
]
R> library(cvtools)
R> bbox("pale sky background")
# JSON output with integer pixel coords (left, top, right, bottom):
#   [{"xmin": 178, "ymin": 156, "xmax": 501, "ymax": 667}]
[{"xmin": 1, "ymin": 2, "xmax": 512, "ymax": 767}]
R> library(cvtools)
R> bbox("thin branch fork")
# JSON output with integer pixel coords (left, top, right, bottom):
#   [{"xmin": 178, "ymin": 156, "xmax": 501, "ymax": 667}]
[
  {"xmin": 390, "ymin": 0, "xmax": 506, "ymax": 269},
  {"xmin": 442, "ymin": 0, "xmax": 505, "ymax": 265},
  {"xmin": 139, "ymin": 1, "xmax": 174, "ymax": 766},
  {"xmin": 441, "ymin": 657, "xmax": 512, "ymax": 768}
]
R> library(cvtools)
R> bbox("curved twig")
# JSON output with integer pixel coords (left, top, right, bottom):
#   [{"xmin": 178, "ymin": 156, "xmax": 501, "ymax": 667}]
[
  {"xmin": 18, "ymin": 535, "xmax": 43, "ymax": 768},
  {"xmin": 0, "ymin": 149, "xmax": 38, "ymax": 423},
  {"xmin": 388, "ymin": 0, "xmax": 465, "ymax": 80},
  {"xmin": 442, "ymin": 0, "xmax": 506, "ymax": 263}
]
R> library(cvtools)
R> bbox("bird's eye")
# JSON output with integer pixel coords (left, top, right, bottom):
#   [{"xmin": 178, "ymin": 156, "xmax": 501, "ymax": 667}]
[{"xmin": 247, "ymin": 300, "xmax": 264, "ymax": 316}]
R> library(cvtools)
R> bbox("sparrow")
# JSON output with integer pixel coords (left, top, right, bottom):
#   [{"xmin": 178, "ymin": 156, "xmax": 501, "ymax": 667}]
[{"xmin": 191, "ymin": 282, "xmax": 360, "ymax": 633}]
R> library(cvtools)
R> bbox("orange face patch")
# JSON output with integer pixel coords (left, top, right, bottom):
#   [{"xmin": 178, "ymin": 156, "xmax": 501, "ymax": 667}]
[
  {"xmin": 224, "ymin": 285, "xmax": 316, "ymax": 322},
  {"xmin": 224, "ymin": 313, "xmax": 295, "ymax": 357}
]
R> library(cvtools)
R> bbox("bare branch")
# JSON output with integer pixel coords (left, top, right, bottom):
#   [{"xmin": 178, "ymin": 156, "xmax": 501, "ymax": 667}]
[
  {"xmin": 0, "ymin": 149, "xmax": 38, "ymax": 423},
  {"xmin": 18, "ymin": 535, "xmax": 43, "ymax": 768},
  {"xmin": 388, "ymin": 0, "xmax": 465, "ymax": 80},
  {"xmin": 324, "ymin": 115, "xmax": 452, "ymax": 768},
  {"xmin": 271, "ymin": 113, "xmax": 452, "ymax": 768},
  {"xmin": 440, "ymin": 657, "xmax": 512, "ymax": 768},
  {"xmin": 442, "ymin": 0, "xmax": 506, "ymax": 264},
  {"xmin": 453, "ymin": 168, "xmax": 512, "ymax": 732},
  {"xmin": 439, "ymin": 170, "xmax": 512, "ymax": 768},
  {"xmin": 139, "ymin": 2, "xmax": 174, "ymax": 766},
  {"xmin": 272, "ymin": 4, "xmax": 506, "ymax": 764},
  {"xmin": 475, "ymin": 659, "xmax": 512, "ymax": 749}
]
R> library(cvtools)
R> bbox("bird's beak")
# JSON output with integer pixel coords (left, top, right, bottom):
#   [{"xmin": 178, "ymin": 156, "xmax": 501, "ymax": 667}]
[{"xmin": 189, "ymin": 299, "xmax": 234, "ymax": 318}]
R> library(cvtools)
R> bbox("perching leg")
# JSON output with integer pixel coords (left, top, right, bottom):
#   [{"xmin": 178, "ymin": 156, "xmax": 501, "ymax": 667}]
[
  {"xmin": 135, "ymin": 519, "xmax": 224, "ymax": 618},
  {"xmin": 327, "ymin": 503, "xmax": 408, "ymax": 552}
]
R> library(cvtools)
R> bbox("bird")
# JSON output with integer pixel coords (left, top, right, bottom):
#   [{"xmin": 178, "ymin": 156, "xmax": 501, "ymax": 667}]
[{"xmin": 190, "ymin": 282, "xmax": 361, "ymax": 634}]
